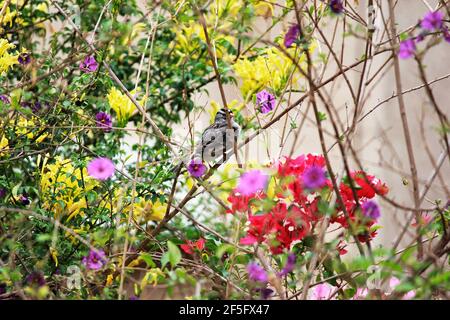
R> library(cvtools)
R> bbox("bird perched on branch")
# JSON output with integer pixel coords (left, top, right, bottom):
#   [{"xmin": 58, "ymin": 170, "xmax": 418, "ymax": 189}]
[{"xmin": 174, "ymin": 108, "xmax": 241, "ymax": 172}]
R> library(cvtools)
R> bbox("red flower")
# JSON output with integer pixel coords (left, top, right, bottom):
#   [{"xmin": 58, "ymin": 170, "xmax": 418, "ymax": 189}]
[
  {"xmin": 180, "ymin": 238, "xmax": 206, "ymax": 254},
  {"xmin": 277, "ymin": 155, "xmax": 306, "ymax": 176},
  {"xmin": 276, "ymin": 154, "xmax": 326, "ymax": 177},
  {"xmin": 240, "ymin": 203, "xmax": 311, "ymax": 254},
  {"xmin": 336, "ymin": 240, "xmax": 348, "ymax": 255},
  {"xmin": 339, "ymin": 171, "xmax": 389, "ymax": 214},
  {"xmin": 226, "ymin": 191, "xmax": 266, "ymax": 215}
]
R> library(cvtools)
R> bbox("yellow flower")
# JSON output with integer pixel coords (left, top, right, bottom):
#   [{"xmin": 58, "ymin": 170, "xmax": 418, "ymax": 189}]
[
  {"xmin": 140, "ymin": 268, "xmax": 165, "ymax": 289},
  {"xmin": 0, "ymin": 38, "xmax": 18, "ymax": 74},
  {"xmin": 131, "ymin": 198, "xmax": 167, "ymax": 222},
  {"xmin": 106, "ymin": 274, "xmax": 114, "ymax": 287},
  {"xmin": 40, "ymin": 156, "xmax": 98, "ymax": 220},
  {"xmin": 252, "ymin": 0, "xmax": 274, "ymax": 17},
  {"xmin": 233, "ymin": 44, "xmax": 315, "ymax": 99},
  {"xmin": 36, "ymin": 2, "xmax": 48, "ymax": 13},
  {"xmin": 107, "ymin": 87, "xmax": 145, "ymax": 124},
  {"xmin": 208, "ymin": 99, "xmax": 244, "ymax": 124},
  {"xmin": 2, "ymin": 6, "xmax": 16, "ymax": 27},
  {"xmin": 50, "ymin": 247, "xmax": 58, "ymax": 267},
  {"xmin": 15, "ymin": 116, "xmax": 48, "ymax": 143},
  {"xmin": 0, "ymin": 135, "xmax": 8, "ymax": 156},
  {"xmin": 172, "ymin": 0, "xmax": 242, "ymax": 63}
]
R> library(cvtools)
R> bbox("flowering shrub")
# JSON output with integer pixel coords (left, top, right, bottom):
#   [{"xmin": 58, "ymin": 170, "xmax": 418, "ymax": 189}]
[
  {"xmin": 228, "ymin": 154, "xmax": 387, "ymax": 255},
  {"xmin": 0, "ymin": 0, "xmax": 449, "ymax": 302}
]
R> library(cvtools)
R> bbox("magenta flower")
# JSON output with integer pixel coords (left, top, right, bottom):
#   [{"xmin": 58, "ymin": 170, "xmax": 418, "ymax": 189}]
[
  {"xmin": 398, "ymin": 39, "xmax": 416, "ymax": 59},
  {"xmin": 302, "ymin": 165, "xmax": 326, "ymax": 190},
  {"xmin": 329, "ymin": 0, "xmax": 344, "ymax": 15},
  {"xmin": 247, "ymin": 262, "xmax": 268, "ymax": 283},
  {"xmin": 361, "ymin": 200, "xmax": 380, "ymax": 220},
  {"xmin": 87, "ymin": 157, "xmax": 115, "ymax": 180},
  {"xmin": 187, "ymin": 159, "xmax": 207, "ymax": 178},
  {"xmin": 236, "ymin": 170, "xmax": 268, "ymax": 196},
  {"xmin": 80, "ymin": 55, "xmax": 98, "ymax": 73},
  {"xmin": 278, "ymin": 253, "xmax": 296, "ymax": 277},
  {"xmin": 256, "ymin": 90, "xmax": 276, "ymax": 114},
  {"xmin": 82, "ymin": 249, "xmax": 107, "ymax": 270},
  {"xmin": 284, "ymin": 24, "xmax": 300, "ymax": 48},
  {"xmin": 420, "ymin": 11, "xmax": 444, "ymax": 31},
  {"xmin": 95, "ymin": 112, "xmax": 112, "ymax": 132}
]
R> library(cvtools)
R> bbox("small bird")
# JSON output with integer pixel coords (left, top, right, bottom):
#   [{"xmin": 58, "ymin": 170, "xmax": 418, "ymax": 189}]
[
  {"xmin": 175, "ymin": 108, "xmax": 241, "ymax": 170},
  {"xmin": 194, "ymin": 108, "xmax": 241, "ymax": 163}
]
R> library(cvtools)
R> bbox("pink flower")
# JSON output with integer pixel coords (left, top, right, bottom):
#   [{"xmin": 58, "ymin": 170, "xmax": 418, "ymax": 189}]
[
  {"xmin": 236, "ymin": 170, "xmax": 268, "ymax": 196},
  {"xmin": 352, "ymin": 287, "xmax": 369, "ymax": 300},
  {"xmin": 389, "ymin": 277, "xmax": 416, "ymax": 300},
  {"xmin": 87, "ymin": 157, "xmax": 115, "ymax": 180},
  {"xmin": 310, "ymin": 283, "xmax": 337, "ymax": 300},
  {"xmin": 412, "ymin": 214, "xmax": 432, "ymax": 227}
]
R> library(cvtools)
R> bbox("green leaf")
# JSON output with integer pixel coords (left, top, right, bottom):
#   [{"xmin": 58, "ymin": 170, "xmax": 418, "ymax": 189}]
[
  {"xmin": 163, "ymin": 241, "xmax": 181, "ymax": 268},
  {"xmin": 139, "ymin": 252, "xmax": 156, "ymax": 268},
  {"xmin": 216, "ymin": 243, "xmax": 236, "ymax": 259}
]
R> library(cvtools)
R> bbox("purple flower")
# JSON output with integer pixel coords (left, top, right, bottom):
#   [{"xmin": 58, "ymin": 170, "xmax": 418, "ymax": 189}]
[
  {"xmin": 302, "ymin": 165, "xmax": 327, "ymax": 190},
  {"xmin": 256, "ymin": 287, "xmax": 274, "ymax": 300},
  {"xmin": 278, "ymin": 253, "xmax": 296, "ymax": 277},
  {"xmin": 0, "ymin": 95, "xmax": 10, "ymax": 104},
  {"xmin": 247, "ymin": 262, "xmax": 268, "ymax": 283},
  {"xmin": 420, "ymin": 11, "xmax": 444, "ymax": 31},
  {"xmin": 398, "ymin": 39, "xmax": 416, "ymax": 59},
  {"xmin": 87, "ymin": 157, "xmax": 115, "ymax": 180},
  {"xmin": 443, "ymin": 27, "xmax": 450, "ymax": 43},
  {"xmin": 329, "ymin": 0, "xmax": 344, "ymax": 15},
  {"xmin": 82, "ymin": 249, "xmax": 107, "ymax": 270},
  {"xmin": 0, "ymin": 188, "xmax": 6, "ymax": 198},
  {"xmin": 236, "ymin": 170, "xmax": 268, "ymax": 196},
  {"xmin": 129, "ymin": 295, "xmax": 140, "ymax": 300},
  {"xmin": 32, "ymin": 101, "xmax": 42, "ymax": 113},
  {"xmin": 187, "ymin": 159, "xmax": 207, "ymax": 178},
  {"xmin": 95, "ymin": 112, "xmax": 112, "ymax": 132},
  {"xmin": 20, "ymin": 194, "xmax": 30, "ymax": 206},
  {"xmin": 25, "ymin": 271, "xmax": 46, "ymax": 287},
  {"xmin": 256, "ymin": 90, "xmax": 276, "ymax": 114},
  {"xmin": 284, "ymin": 24, "xmax": 300, "ymax": 48},
  {"xmin": 416, "ymin": 32, "xmax": 427, "ymax": 43},
  {"xmin": 80, "ymin": 55, "xmax": 98, "ymax": 73},
  {"xmin": 18, "ymin": 52, "xmax": 31, "ymax": 65},
  {"xmin": 361, "ymin": 200, "xmax": 380, "ymax": 220}
]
